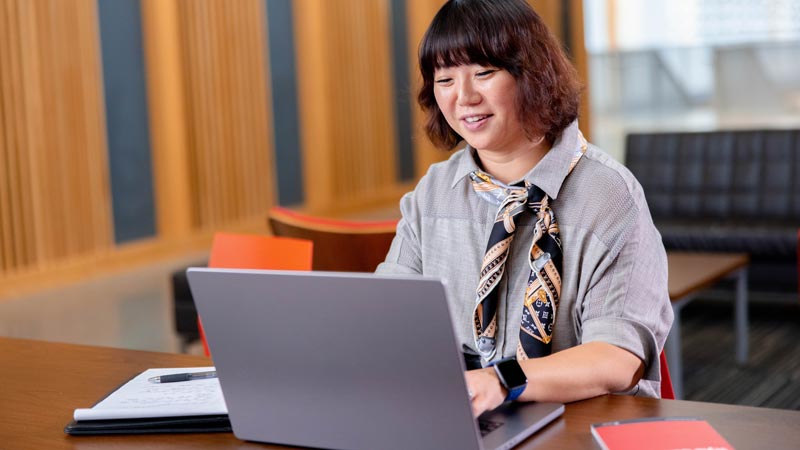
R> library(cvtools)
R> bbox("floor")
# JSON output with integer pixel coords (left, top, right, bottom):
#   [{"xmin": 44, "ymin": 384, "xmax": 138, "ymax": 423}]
[
  {"xmin": 0, "ymin": 252, "xmax": 208, "ymax": 354},
  {"xmin": 682, "ymin": 297, "xmax": 800, "ymax": 410}
]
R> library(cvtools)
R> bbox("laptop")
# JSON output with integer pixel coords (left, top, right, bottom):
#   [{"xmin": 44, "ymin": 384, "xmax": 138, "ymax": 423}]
[{"xmin": 187, "ymin": 268, "xmax": 564, "ymax": 450}]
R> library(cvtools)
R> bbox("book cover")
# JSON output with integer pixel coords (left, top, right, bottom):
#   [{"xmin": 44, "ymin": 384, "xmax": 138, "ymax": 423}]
[{"xmin": 591, "ymin": 417, "xmax": 734, "ymax": 450}]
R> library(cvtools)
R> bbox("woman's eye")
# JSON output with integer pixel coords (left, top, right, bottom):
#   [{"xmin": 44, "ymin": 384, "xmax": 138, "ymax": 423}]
[
  {"xmin": 435, "ymin": 78, "xmax": 453, "ymax": 85},
  {"xmin": 476, "ymin": 70, "xmax": 496, "ymax": 78}
]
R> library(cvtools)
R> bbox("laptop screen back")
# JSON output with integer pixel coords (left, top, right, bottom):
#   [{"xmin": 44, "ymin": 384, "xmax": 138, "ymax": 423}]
[{"xmin": 188, "ymin": 269, "xmax": 482, "ymax": 450}]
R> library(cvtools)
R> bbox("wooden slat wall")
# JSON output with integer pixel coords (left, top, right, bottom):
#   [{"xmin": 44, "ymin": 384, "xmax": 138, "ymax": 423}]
[
  {"xmin": 176, "ymin": 0, "xmax": 274, "ymax": 229},
  {"xmin": 293, "ymin": 0, "xmax": 399, "ymax": 215},
  {"xmin": 0, "ymin": 0, "xmax": 112, "ymax": 276},
  {"xmin": 140, "ymin": 0, "xmax": 193, "ymax": 239},
  {"xmin": 0, "ymin": 0, "xmax": 592, "ymax": 295},
  {"xmin": 406, "ymin": 0, "xmax": 449, "ymax": 177}
]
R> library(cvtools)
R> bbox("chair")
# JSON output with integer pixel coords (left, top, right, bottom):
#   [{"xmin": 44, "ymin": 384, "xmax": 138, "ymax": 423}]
[
  {"xmin": 267, "ymin": 206, "xmax": 397, "ymax": 272},
  {"xmin": 199, "ymin": 232, "xmax": 313, "ymax": 356},
  {"xmin": 660, "ymin": 351, "xmax": 675, "ymax": 399},
  {"xmin": 172, "ymin": 268, "xmax": 206, "ymax": 349}
]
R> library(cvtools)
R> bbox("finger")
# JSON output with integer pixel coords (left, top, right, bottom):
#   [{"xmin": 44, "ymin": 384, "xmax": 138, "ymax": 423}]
[
  {"xmin": 471, "ymin": 400, "xmax": 482, "ymax": 417},
  {"xmin": 470, "ymin": 395, "xmax": 489, "ymax": 417}
]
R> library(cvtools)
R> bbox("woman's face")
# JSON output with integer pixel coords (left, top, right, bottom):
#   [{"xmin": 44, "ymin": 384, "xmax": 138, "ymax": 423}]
[{"xmin": 433, "ymin": 64, "xmax": 528, "ymax": 155}]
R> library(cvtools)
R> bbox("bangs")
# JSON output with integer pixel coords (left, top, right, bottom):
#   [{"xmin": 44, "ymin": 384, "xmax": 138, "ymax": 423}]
[
  {"xmin": 421, "ymin": 24, "xmax": 498, "ymax": 71},
  {"xmin": 419, "ymin": 1, "xmax": 516, "ymax": 76}
]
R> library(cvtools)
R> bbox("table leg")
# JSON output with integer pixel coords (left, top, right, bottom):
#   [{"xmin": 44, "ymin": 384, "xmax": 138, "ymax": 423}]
[{"xmin": 735, "ymin": 268, "xmax": 749, "ymax": 365}]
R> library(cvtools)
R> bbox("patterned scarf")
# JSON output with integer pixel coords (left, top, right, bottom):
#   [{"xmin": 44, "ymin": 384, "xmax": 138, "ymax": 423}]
[{"xmin": 470, "ymin": 134, "xmax": 586, "ymax": 362}]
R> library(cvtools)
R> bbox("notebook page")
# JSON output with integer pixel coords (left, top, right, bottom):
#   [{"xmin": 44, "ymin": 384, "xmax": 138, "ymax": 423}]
[{"xmin": 73, "ymin": 367, "xmax": 228, "ymax": 421}]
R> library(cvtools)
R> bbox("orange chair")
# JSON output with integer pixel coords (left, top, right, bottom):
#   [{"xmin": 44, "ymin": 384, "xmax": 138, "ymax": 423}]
[
  {"xmin": 267, "ymin": 206, "xmax": 397, "ymax": 272},
  {"xmin": 199, "ymin": 232, "xmax": 313, "ymax": 356}
]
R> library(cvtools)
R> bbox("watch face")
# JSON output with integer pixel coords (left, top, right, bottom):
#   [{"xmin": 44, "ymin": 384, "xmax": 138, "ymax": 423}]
[{"xmin": 496, "ymin": 359, "xmax": 527, "ymax": 388}]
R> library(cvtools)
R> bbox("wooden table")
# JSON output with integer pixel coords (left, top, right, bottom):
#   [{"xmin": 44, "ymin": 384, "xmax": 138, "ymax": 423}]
[
  {"xmin": 3, "ymin": 337, "xmax": 798, "ymax": 450},
  {"xmin": 667, "ymin": 251, "xmax": 750, "ymax": 399}
]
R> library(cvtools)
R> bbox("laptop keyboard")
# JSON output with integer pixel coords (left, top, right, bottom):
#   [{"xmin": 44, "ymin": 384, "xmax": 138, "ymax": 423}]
[{"xmin": 478, "ymin": 419, "xmax": 504, "ymax": 437}]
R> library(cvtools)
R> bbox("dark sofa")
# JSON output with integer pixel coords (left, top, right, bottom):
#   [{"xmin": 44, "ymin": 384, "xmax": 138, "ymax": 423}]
[{"xmin": 625, "ymin": 129, "xmax": 800, "ymax": 293}]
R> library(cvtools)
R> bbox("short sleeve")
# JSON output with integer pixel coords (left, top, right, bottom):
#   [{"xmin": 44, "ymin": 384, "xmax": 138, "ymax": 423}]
[{"xmin": 579, "ymin": 207, "xmax": 674, "ymax": 386}]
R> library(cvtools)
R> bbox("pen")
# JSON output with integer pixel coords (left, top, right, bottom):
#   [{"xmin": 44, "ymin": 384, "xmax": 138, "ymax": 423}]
[{"xmin": 148, "ymin": 370, "xmax": 218, "ymax": 383}]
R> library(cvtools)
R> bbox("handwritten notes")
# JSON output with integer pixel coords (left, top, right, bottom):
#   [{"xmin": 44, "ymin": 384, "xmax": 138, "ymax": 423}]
[{"xmin": 73, "ymin": 367, "xmax": 228, "ymax": 421}]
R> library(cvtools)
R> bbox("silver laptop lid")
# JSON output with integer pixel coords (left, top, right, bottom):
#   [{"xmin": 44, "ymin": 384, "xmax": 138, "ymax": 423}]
[{"xmin": 188, "ymin": 269, "xmax": 482, "ymax": 450}]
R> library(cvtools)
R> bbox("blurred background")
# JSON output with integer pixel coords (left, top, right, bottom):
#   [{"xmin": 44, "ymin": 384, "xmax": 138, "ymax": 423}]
[{"xmin": 0, "ymin": 0, "xmax": 798, "ymax": 407}]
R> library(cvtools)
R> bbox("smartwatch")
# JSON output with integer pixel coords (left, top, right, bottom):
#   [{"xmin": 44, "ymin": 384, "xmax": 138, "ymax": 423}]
[{"xmin": 491, "ymin": 357, "xmax": 527, "ymax": 402}]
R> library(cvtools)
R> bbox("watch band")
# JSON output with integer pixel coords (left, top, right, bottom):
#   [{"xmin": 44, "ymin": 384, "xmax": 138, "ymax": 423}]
[
  {"xmin": 490, "ymin": 357, "xmax": 527, "ymax": 402},
  {"xmin": 503, "ymin": 381, "xmax": 526, "ymax": 402}
]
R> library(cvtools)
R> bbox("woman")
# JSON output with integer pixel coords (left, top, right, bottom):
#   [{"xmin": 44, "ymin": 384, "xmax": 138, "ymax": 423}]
[{"xmin": 377, "ymin": 0, "xmax": 673, "ymax": 416}]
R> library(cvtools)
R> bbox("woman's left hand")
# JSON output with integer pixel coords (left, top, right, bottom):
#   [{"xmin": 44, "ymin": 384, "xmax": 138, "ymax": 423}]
[{"xmin": 465, "ymin": 368, "xmax": 506, "ymax": 417}]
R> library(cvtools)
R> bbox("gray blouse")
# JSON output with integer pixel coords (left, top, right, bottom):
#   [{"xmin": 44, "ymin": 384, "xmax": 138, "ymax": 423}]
[{"xmin": 377, "ymin": 121, "xmax": 674, "ymax": 397}]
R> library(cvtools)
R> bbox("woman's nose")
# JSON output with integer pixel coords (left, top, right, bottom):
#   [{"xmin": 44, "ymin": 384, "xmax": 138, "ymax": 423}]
[{"xmin": 457, "ymin": 80, "xmax": 481, "ymax": 106}]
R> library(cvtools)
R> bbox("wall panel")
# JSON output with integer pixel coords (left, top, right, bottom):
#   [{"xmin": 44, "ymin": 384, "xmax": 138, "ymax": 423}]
[
  {"xmin": 176, "ymin": 0, "xmax": 275, "ymax": 229},
  {"xmin": 569, "ymin": 0, "xmax": 591, "ymax": 140},
  {"xmin": 294, "ymin": 0, "xmax": 400, "ymax": 214},
  {"xmin": 0, "ymin": 0, "xmax": 113, "ymax": 276},
  {"xmin": 264, "ymin": 0, "xmax": 304, "ymax": 206},
  {"xmin": 141, "ymin": 0, "xmax": 193, "ymax": 239},
  {"xmin": 390, "ymin": 0, "xmax": 415, "ymax": 181},
  {"xmin": 98, "ymin": 0, "xmax": 157, "ymax": 244},
  {"xmin": 406, "ymin": 0, "xmax": 448, "ymax": 177}
]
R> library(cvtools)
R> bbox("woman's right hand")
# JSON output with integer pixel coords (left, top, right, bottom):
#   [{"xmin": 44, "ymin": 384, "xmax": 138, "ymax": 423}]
[{"xmin": 465, "ymin": 367, "xmax": 506, "ymax": 417}]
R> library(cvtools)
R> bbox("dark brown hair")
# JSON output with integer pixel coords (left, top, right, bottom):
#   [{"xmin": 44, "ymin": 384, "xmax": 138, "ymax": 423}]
[{"xmin": 418, "ymin": 0, "xmax": 582, "ymax": 149}]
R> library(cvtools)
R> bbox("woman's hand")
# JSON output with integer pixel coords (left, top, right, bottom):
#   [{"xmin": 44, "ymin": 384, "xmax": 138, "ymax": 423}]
[{"xmin": 465, "ymin": 368, "xmax": 507, "ymax": 417}]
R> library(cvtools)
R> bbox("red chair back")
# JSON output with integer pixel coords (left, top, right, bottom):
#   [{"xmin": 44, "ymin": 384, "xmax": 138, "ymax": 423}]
[
  {"xmin": 199, "ymin": 232, "xmax": 313, "ymax": 356},
  {"xmin": 660, "ymin": 350, "xmax": 675, "ymax": 399}
]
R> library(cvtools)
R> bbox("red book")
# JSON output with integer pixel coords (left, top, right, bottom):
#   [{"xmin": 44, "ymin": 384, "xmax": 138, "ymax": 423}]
[{"xmin": 591, "ymin": 417, "xmax": 734, "ymax": 450}]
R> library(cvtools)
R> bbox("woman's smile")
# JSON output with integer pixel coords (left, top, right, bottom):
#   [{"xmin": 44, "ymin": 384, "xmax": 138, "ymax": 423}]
[{"xmin": 461, "ymin": 113, "xmax": 493, "ymax": 130}]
